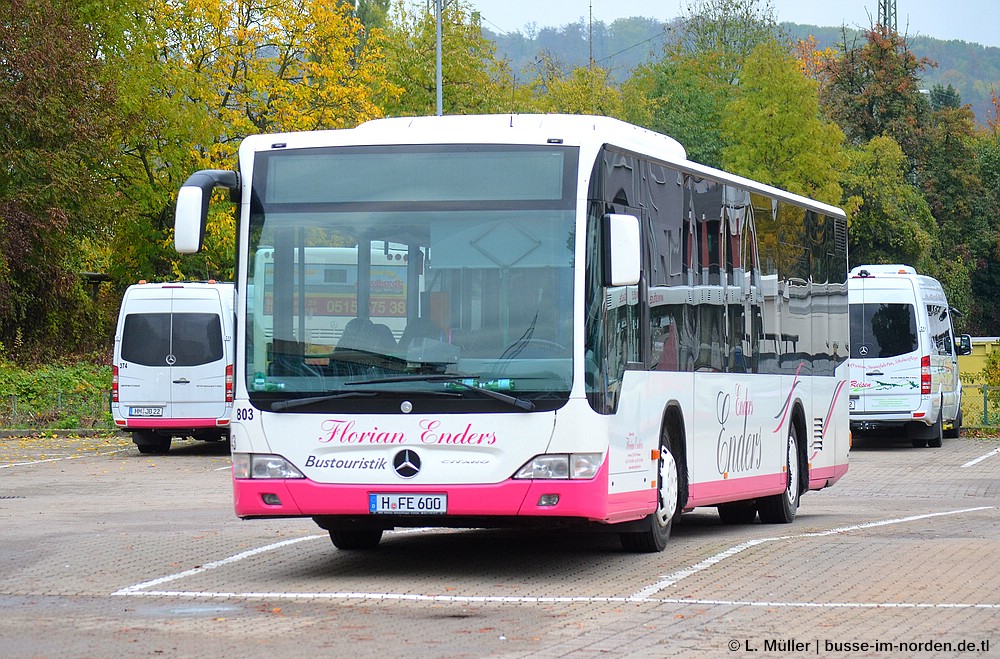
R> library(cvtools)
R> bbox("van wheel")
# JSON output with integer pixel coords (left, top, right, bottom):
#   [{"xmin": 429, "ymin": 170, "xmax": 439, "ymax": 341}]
[
  {"xmin": 620, "ymin": 425, "xmax": 680, "ymax": 552},
  {"xmin": 758, "ymin": 424, "xmax": 799, "ymax": 524},
  {"xmin": 133, "ymin": 431, "xmax": 171, "ymax": 454},
  {"xmin": 329, "ymin": 528, "xmax": 383, "ymax": 550},
  {"xmin": 927, "ymin": 415, "xmax": 944, "ymax": 448}
]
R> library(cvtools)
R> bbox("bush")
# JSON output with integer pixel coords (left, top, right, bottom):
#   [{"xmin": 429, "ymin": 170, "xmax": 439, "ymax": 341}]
[{"xmin": 0, "ymin": 362, "xmax": 113, "ymax": 429}]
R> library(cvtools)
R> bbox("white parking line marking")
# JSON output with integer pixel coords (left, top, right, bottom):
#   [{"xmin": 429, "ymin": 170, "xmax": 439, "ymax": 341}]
[
  {"xmin": 112, "ymin": 507, "xmax": 996, "ymax": 609},
  {"xmin": 631, "ymin": 506, "xmax": 993, "ymax": 599},
  {"xmin": 0, "ymin": 457, "xmax": 70, "ymax": 469},
  {"xmin": 112, "ymin": 590, "xmax": 1000, "ymax": 609},
  {"xmin": 112, "ymin": 535, "xmax": 326, "ymax": 596},
  {"xmin": 962, "ymin": 446, "xmax": 1000, "ymax": 468}
]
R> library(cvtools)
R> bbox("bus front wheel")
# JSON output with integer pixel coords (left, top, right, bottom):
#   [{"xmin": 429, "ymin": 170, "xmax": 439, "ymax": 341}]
[
  {"xmin": 329, "ymin": 528, "xmax": 383, "ymax": 550},
  {"xmin": 620, "ymin": 428, "xmax": 679, "ymax": 553}
]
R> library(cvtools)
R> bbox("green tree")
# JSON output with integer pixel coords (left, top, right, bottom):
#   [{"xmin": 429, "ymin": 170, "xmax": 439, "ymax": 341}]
[
  {"xmin": 0, "ymin": 0, "xmax": 123, "ymax": 360},
  {"xmin": 625, "ymin": 51, "xmax": 730, "ymax": 167},
  {"xmin": 968, "ymin": 132, "xmax": 1000, "ymax": 333},
  {"xmin": 842, "ymin": 136, "xmax": 936, "ymax": 269},
  {"xmin": 720, "ymin": 39, "xmax": 845, "ymax": 205},
  {"xmin": 929, "ymin": 83, "xmax": 962, "ymax": 111},
  {"xmin": 381, "ymin": 1, "xmax": 513, "ymax": 116},
  {"xmin": 627, "ymin": 0, "xmax": 779, "ymax": 167},
  {"xmin": 920, "ymin": 105, "xmax": 984, "ymax": 252}
]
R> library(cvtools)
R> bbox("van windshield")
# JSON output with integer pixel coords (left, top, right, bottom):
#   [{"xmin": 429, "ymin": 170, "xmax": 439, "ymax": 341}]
[
  {"xmin": 849, "ymin": 303, "xmax": 918, "ymax": 359},
  {"xmin": 121, "ymin": 313, "xmax": 224, "ymax": 366}
]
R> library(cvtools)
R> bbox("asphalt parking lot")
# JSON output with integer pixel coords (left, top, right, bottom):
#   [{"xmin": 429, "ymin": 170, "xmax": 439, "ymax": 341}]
[{"xmin": 2, "ymin": 431, "xmax": 999, "ymax": 658}]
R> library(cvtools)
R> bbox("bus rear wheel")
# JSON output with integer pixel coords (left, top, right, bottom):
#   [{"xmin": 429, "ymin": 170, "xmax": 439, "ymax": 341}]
[
  {"xmin": 620, "ymin": 428, "xmax": 679, "ymax": 553},
  {"xmin": 758, "ymin": 424, "xmax": 799, "ymax": 524},
  {"xmin": 329, "ymin": 528, "xmax": 383, "ymax": 550}
]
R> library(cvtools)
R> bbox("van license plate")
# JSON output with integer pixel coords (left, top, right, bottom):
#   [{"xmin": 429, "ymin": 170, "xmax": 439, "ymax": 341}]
[
  {"xmin": 369, "ymin": 493, "xmax": 446, "ymax": 514},
  {"xmin": 129, "ymin": 407, "xmax": 163, "ymax": 417}
]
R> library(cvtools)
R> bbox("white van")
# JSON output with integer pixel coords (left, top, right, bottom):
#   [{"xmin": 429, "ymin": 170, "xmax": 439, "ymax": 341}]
[
  {"xmin": 111, "ymin": 281, "xmax": 235, "ymax": 453},
  {"xmin": 848, "ymin": 265, "xmax": 971, "ymax": 447}
]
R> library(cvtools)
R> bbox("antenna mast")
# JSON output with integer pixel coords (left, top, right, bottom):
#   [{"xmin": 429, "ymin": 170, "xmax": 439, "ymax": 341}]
[{"xmin": 878, "ymin": 0, "xmax": 897, "ymax": 32}]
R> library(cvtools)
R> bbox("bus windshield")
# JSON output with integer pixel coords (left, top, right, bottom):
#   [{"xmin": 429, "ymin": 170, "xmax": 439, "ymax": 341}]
[{"xmin": 246, "ymin": 144, "xmax": 578, "ymax": 412}]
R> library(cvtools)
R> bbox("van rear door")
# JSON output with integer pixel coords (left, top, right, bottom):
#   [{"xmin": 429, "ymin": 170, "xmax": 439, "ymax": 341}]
[
  {"xmin": 849, "ymin": 280, "xmax": 921, "ymax": 414},
  {"xmin": 167, "ymin": 293, "xmax": 228, "ymax": 421}
]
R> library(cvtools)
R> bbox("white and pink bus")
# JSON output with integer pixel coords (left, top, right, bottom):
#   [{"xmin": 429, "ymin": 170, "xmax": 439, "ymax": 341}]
[{"xmin": 174, "ymin": 114, "xmax": 850, "ymax": 552}]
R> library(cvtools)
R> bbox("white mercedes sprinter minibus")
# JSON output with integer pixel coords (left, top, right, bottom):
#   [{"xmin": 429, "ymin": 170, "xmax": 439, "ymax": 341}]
[
  {"xmin": 848, "ymin": 265, "xmax": 971, "ymax": 447},
  {"xmin": 111, "ymin": 281, "xmax": 235, "ymax": 453}
]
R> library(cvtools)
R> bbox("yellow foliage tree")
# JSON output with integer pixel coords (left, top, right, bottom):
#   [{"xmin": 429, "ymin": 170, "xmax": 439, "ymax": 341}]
[
  {"xmin": 519, "ymin": 54, "xmax": 625, "ymax": 118},
  {"xmin": 111, "ymin": 0, "xmax": 401, "ymax": 284}
]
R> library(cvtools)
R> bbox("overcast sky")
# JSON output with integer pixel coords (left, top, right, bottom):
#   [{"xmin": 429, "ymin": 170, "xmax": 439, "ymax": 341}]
[{"xmin": 456, "ymin": 0, "xmax": 1000, "ymax": 48}]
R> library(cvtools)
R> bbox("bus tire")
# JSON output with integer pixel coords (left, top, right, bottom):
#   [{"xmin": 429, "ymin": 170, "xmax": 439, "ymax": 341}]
[
  {"xmin": 620, "ymin": 426, "xmax": 679, "ymax": 552},
  {"xmin": 133, "ymin": 430, "xmax": 170, "ymax": 454},
  {"xmin": 758, "ymin": 423, "xmax": 799, "ymax": 524},
  {"xmin": 329, "ymin": 528, "xmax": 383, "ymax": 550}
]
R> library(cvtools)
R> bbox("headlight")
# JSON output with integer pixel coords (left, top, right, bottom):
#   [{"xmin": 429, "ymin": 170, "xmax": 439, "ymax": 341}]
[
  {"xmin": 233, "ymin": 453, "xmax": 305, "ymax": 479},
  {"xmin": 513, "ymin": 453, "xmax": 602, "ymax": 480}
]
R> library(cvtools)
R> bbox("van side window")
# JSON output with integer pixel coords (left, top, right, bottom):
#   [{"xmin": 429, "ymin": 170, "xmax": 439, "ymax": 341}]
[
  {"xmin": 121, "ymin": 313, "xmax": 224, "ymax": 367},
  {"xmin": 926, "ymin": 304, "xmax": 954, "ymax": 356}
]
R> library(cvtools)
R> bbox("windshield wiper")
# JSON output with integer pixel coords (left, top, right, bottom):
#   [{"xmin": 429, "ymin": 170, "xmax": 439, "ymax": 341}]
[
  {"xmin": 270, "ymin": 391, "xmax": 378, "ymax": 411},
  {"xmin": 347, "ymin": 374, "xmax": 536, "ymax": 411}
]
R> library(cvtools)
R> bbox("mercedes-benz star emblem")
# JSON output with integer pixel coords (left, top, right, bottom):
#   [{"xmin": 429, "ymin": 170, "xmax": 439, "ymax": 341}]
[
  {"xmin": 858, "ymin": 345, "xmax": 869, "ymax": 356},
  {"xmin": 393, "ymin": 450, "xmax": 421, "ymax": 479},
  {"xmin": 165, "ymin": 353, "xmax": 177, "ymax": 365}
]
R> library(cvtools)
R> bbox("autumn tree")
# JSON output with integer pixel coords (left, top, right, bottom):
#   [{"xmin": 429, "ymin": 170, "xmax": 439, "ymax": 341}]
[
  {"xmin": 721, "ymin": 39, "xmax": 845, "ymax": 205},
  {"xmin": 821, "ymin": 25, "xmax": 932, "ymax": 162},
  {"xmin": 107, "ymin": 0, "xmax": 399, "ymax": 287},
  {"xmin": 0, "ymin": 0, "xmax": 124, "ymax": 359},
  {"xmin": 519, "ymin": 53, "xmax": 624, "ymax": 117}
]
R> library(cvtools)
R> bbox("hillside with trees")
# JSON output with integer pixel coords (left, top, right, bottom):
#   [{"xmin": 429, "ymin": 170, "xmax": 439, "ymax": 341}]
[
  {"xmin": 487, "ymin": 18, "xmax": 1000, "ymax": 126},
  {"xmin": 2, "ymin": 0, "xmax": 1000, "ymax": 366}
]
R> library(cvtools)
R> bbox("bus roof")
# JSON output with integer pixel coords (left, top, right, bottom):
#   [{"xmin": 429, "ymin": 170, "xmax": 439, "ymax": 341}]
[{"xmin": 240, "ymin": 113, "xmax": 846, "ymax": 220}]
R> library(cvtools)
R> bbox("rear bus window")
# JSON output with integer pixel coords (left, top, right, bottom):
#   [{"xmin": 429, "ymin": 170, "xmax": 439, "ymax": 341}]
[
  {"xmin": 849, "ymin": 303, "xmax": 918, "ymax": 358},
  {"xmin": 122, "ymin": 313, "xmax": 224, "ymax": 366}
]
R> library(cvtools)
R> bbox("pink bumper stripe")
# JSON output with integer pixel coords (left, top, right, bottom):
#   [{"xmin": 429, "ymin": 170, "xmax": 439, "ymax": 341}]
[{"xmin": 119, "ymin": 417, "xmax": 229, "ymax": 429}]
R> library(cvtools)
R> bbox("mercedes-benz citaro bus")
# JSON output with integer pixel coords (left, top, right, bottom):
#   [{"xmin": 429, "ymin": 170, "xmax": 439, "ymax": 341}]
[{"xmin": 173, "ymin": 115, "xmax": 850, "ymax": 552}]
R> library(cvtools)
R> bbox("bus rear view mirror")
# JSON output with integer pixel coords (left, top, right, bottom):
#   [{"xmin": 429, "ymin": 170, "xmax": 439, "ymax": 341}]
[
  {"xmin": 603, "ymin": 213, "xmax": 640, "ymax": 287},
  {"xmin": 956, "ymin": 334, "xmax": 972, "ymax": 356},
  {"xmin": 174, "ymin": 170, "xmax": 240, "ymax": 254}
]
